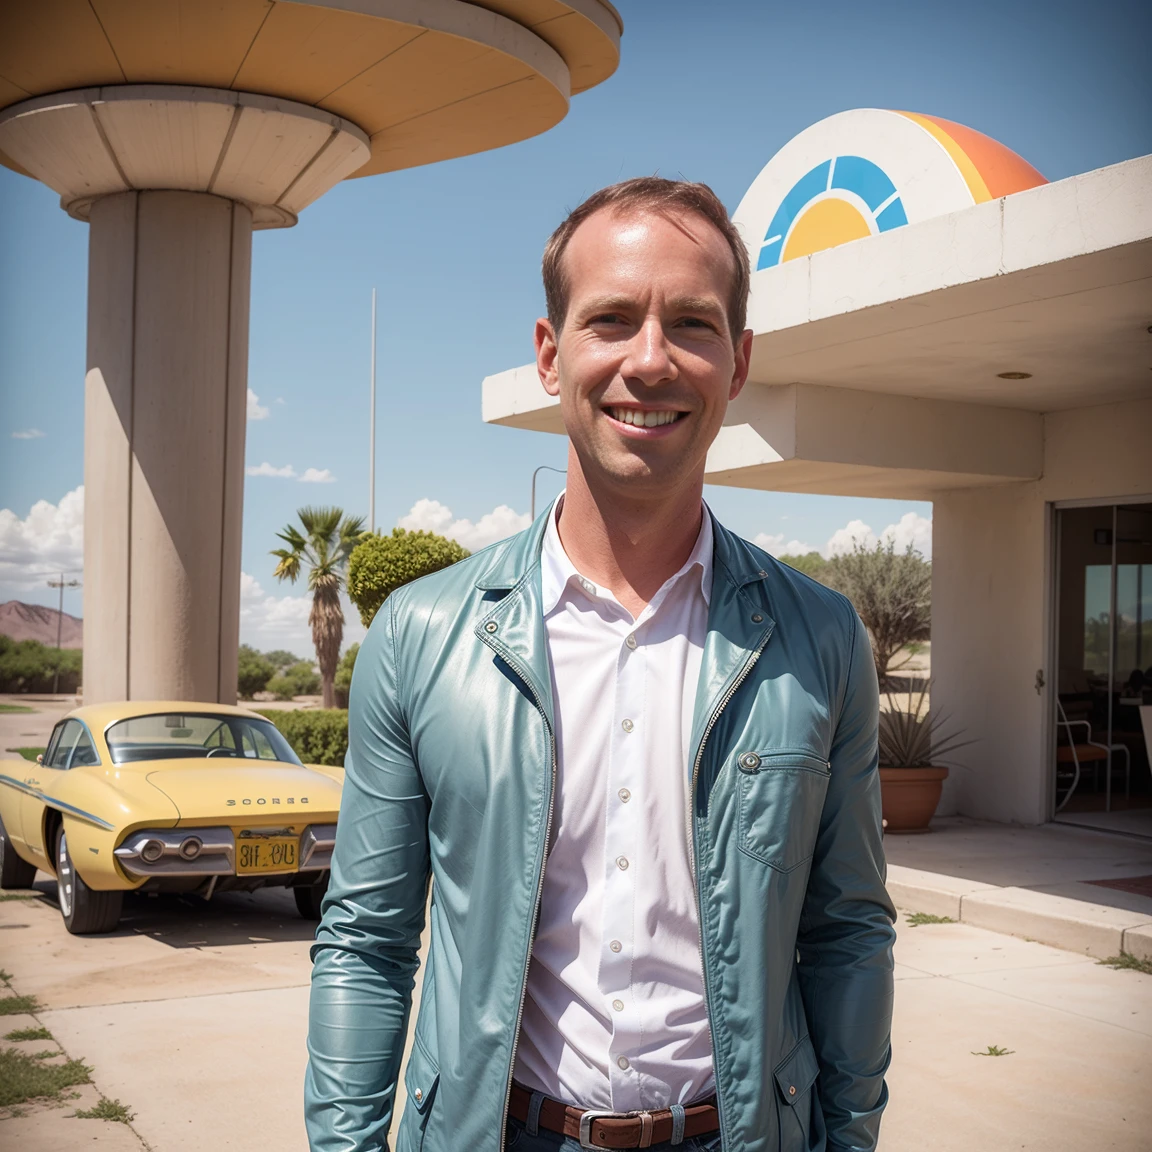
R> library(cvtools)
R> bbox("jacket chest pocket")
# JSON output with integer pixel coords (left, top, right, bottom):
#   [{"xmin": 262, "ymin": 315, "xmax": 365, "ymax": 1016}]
[{"xmin": 735, "ymin": 751, "xmax": 830, "ymax": 872}]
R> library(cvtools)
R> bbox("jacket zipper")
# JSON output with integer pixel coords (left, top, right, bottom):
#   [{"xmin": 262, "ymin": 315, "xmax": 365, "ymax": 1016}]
[
  {"xmin": 498, "ymin": 659, "xmax": 557, "ymax": 1151},
  {"xmin": 687, "ymin": 627, "xmax": 772, "ymax": 1150}
]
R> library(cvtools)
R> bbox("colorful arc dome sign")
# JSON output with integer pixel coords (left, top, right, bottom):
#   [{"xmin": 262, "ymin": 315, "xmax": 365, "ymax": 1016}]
[{"xmin": 733, "ymin": 109, "xmax": 1047, "ymax": 271}]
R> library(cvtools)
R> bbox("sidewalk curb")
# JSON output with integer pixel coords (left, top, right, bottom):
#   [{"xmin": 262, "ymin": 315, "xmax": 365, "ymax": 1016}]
[{"xmin": 886, "ymin": 864, "xmax": 1152, "ymax": 960}]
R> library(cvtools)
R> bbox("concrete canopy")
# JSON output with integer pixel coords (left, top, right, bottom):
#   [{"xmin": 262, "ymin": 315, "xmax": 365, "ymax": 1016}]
[{"xmin": 0, "ymin": 0, "xmax": 622, "ymax": 179}]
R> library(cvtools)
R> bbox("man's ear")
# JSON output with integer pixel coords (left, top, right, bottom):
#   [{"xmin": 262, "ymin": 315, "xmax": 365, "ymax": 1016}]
[
  {"xmin": 536, "ymin": 318, "xmax": 560, "ymax": 397},
  {"xmin": 729, "ymin": 328, "xmax": 753, "ymax": 402}
]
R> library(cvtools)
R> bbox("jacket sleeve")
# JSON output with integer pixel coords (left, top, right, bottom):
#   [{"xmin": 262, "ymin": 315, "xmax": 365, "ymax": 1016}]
[
  {"xmin": 796, "ymin": 609, "xmax": 896, "ymax": 1152},
  {"xmin": 305, "ymin": 595, "xmax": 430, "ymax": 1152}
]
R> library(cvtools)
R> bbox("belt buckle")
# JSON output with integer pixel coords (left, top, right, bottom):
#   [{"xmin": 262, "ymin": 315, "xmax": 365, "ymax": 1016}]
[{"xmin": 579, "ymin": 1109, "xmax": 620, "ymax": 1149}]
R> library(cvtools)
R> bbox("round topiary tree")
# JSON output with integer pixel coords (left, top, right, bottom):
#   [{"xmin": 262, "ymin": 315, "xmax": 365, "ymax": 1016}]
[{"xmin": 347, "ymin": 529, "xmax": 470, "ymax": 627}]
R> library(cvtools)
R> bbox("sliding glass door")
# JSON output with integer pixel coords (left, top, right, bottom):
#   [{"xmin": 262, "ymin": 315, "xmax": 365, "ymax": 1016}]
[{"xmin": 1053, "ymin": 503, "xmax": 1152, "ymax": 835}]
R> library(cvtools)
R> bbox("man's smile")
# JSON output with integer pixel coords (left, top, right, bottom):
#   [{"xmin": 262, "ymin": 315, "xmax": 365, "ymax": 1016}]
[{"xmin": 602, "ymin": 405, "xmax": 688, "ymax": 433}]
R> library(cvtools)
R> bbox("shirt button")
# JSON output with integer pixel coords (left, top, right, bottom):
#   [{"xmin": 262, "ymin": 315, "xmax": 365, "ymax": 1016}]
[
  {"xmin": 581, "ymin": 578, "xmax": 595, "ymax": 594},
  {"xmin": 618, "ymin": 788, "xmax": 631, "ymax": 803},
  {"xmin": 610, "ymin": 940, "xmax": 622, "ymax": 952},
  {"xmin": 612, "ymin": 999, "xmax": 624, "ymax": 1012},
  {"xmin": 616, "ymin": 856, "xmax": 629, "ymax": 870},
  {"xmin": 621, "ymin": 718, "xmax": 634, "ymax": 733},
  {"xmin": 625, "ymin": 634, "xmax": 637, "ymax": 649},
  {"xmin": 617, "ymin": 1056, "xmax": 630, "ymax": 1070}
]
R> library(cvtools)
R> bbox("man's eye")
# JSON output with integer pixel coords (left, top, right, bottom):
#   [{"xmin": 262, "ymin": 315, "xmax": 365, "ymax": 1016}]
[
  {"xmin": 676, "ymin": 317, "xmax": 714, "ymax": 330},
  {"xmin": 590, "ymin": 313, "xmax": 626, "ymax": 325}
]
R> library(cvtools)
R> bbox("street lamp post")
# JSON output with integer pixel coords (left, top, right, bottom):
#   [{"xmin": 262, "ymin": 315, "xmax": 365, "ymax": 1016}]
[
  {"xmin": 531, "ymin": 465, "xmax": 567, "ymax": 521},
  {"xmin": 369, "ymin": 286, "xmax": 378, "ymax": 533},
  {"xmin": 46, "ymin": 574, "xmax": 81, "ymax": 695}
]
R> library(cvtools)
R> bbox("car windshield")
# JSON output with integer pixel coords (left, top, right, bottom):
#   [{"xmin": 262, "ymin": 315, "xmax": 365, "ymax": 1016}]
[{"xmin": 105, "ymin": 713, "xmax": 304, "ymax": 766}]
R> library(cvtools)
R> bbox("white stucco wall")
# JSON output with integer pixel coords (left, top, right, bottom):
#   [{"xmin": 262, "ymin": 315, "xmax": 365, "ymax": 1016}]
[{"xmin": 933, "ymin": 395, "xmax": 1152, "ymax": 824}]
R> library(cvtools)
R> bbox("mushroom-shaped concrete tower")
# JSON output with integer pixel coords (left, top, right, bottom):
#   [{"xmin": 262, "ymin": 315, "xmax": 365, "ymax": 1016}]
[{"xmin": 0, "ymin": 0, "xmax": 621, "ymax": 704}]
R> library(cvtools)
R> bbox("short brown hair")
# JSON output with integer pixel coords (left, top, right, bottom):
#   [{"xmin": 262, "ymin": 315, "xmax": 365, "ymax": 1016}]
[{"xmin": 542, "ymin": 176, "xmax": 751, "ymax": 341}]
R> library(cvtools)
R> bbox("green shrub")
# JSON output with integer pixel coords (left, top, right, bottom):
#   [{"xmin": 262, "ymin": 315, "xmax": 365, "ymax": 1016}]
[
  {"xmin": 265, "ymin": 661, "xmax": 321, "ymax": 699},
  {"xmin": 257, "ymin": 709, "xmax": 348, "ymax": 767},
  {"xmin": 821, "ymin": 541, "xmax": 931, "ymax": 685},
  {"xmin": 778, "ymin": 552, "xmax": 828, "ymax": 579},
  {"xmin": 348, "ymin": 529, "xmax": 470, "ymax": 628},
  {"xmin": 237, "ymin": 645, "xmax": 276, "ymax": 699},
  {"xmin": 263, "ymin": 649, "xmax": 302, "ymax": 672},
  {"xmin": 0, "ymin": 637, "xmax": 82, "ymax": 694}
]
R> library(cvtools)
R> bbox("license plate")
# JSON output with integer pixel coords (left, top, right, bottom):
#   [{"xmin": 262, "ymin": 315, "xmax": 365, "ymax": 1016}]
[{"xmin": 236, "ymin": 835, "xmax": 298, "ymax": 874}]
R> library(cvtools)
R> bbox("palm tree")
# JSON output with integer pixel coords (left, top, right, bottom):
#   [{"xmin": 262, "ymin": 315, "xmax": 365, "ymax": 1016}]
[{"xmin": 271, "ymin": 507, "xmax": 366, "ymax": 708}]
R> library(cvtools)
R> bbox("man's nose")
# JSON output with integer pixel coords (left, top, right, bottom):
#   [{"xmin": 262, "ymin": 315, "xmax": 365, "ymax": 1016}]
[{"xmin": 620, "ymin": 317, "xmax": 677, "ymax": 386}]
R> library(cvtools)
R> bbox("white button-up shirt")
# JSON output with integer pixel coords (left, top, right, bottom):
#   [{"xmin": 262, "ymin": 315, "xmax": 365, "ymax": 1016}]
[{"xmin": 513, "ymin": 500, "xmax": 715, "ymax": 1111}]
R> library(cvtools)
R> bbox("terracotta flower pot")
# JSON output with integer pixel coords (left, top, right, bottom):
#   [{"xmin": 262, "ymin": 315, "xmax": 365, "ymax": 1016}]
[{"xmin": 879, "ymin": 765, "xmax": 949, "ymax": 834}]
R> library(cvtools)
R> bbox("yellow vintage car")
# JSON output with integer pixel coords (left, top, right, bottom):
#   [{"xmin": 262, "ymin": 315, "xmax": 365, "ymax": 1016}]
[{"xmin": 0, "ymin": 701, "xmax": 342, "ymax": 934}]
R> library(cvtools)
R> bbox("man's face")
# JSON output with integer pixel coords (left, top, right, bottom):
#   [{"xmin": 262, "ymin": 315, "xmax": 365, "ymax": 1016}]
[{"xmin": 536, "ymin": 208, "xmax": 751, "ymax": 500}]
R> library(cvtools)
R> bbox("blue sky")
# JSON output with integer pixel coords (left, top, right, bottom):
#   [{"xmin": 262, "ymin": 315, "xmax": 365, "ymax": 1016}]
[{"xmin": 2, "ymin": 0, "xmax": 1150, "ymax": 651}]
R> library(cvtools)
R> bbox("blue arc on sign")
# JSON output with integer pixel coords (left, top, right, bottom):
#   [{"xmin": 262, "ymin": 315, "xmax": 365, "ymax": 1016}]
[{"xmin": 757, "ymin": 155, "xmax": 908, "ymax": 270}]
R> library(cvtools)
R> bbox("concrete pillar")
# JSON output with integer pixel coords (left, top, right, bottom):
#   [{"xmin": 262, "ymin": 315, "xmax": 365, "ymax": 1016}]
[
  {"xmin": 0, "ymin": 87, "xmax": 370, "ymax": 704},
  {"xmin": 84, "ymin": 191, "xmax": 251, "ymax": 704}
]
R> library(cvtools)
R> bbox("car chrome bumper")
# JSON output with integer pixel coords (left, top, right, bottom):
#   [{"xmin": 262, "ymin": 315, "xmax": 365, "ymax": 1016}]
[{"xmin": 114, "ymin": 824, "xmax": 336, "ymax": 878}]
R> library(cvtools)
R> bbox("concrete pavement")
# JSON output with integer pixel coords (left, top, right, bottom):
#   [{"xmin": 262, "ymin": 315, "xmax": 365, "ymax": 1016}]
[{"xmin": 2, "ymin": 873, "xmax": 1150, "ymax": 1150}]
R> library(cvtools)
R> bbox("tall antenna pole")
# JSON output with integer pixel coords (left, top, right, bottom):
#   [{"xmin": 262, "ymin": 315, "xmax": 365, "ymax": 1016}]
[{"xmin": 369, "ymin": 286, "xmax": 377, "ymax": 533}]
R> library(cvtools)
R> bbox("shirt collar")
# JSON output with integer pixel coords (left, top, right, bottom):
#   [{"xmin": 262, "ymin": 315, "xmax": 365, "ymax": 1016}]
[{"xmin": 540, "ymin": 494, "xmax": 713, "ymax": 617}]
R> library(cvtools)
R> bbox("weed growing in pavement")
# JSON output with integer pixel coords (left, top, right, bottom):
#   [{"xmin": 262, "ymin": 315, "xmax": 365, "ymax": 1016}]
[
  {"xmin": 5, "ymin": 1027, "xmax": 51, "ymax": 1042},
  {"xmin": 972, "ymin": 1045, "xmax": 1014, "ymax": 1056},
  {"xmin": 75, "ymin": 1098, "xmax": 136, "ymax": 1123},
  {"xmin": 0, "ymin": 994, "xmax": 40, "ymax": 1016},
  {"xmin": 905, "ymin": 912, "xmax": 955, "ymax": 927},
  {"xmin": 0, "ymin": 704, "xmax": 36, "ymax": 714},
  {"xmin": 0, "ymin": 1048, "xmax": 92, "ymax": 1108},
  {"xmin": 1098, "ymin": 952, "xmax": 1152, "ymax": 975},
  {"xmin": 0, "ymin": 893, "xmax": 36, "ymax": 902}
]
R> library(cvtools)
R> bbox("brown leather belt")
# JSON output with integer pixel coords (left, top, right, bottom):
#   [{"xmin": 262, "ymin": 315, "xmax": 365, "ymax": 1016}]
[{"xmin": 508, "ymin": 1083, "xmax": 720, "ymax": 1149}]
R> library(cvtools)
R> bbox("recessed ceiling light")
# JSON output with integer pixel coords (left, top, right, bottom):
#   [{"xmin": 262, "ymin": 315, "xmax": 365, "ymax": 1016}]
[{"xmin": 997, "ymin": 371, "xmax": 1032, "ymax": 380}]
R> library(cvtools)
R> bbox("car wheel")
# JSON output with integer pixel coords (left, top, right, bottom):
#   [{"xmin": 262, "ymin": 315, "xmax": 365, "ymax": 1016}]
[
  {"xmin": 0, "ymin": 816, "xmax": 37, "ymax": 889},
  {"xmin": 294, "ymin": 875, "xmax": 329, "ymax": 920},
  {"xmin": 55, "ymin": 826, "xmax": 122, "ymax": 935}
]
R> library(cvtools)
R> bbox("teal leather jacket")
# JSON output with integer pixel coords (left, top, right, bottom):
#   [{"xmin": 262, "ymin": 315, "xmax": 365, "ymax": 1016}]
[{"xmin": 305, "ymin": 509, "xmax": 895, "ymax": 1152}]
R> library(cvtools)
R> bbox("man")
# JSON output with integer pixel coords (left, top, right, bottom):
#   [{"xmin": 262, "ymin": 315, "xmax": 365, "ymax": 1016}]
[{"xmin": 306, "ymin": 178, "xmax": 895, "ymax": 1152}]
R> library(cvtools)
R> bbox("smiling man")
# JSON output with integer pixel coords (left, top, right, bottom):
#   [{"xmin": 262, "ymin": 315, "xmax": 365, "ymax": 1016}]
[{"xmin": 306, "ymin": 179, "xmax": 895, "ymax": 1152}]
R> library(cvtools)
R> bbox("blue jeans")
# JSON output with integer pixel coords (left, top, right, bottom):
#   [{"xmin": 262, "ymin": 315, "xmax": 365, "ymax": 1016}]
[{"xmin": 504, "ymin": 1114, "xmax": 723, "ymax": 1151}]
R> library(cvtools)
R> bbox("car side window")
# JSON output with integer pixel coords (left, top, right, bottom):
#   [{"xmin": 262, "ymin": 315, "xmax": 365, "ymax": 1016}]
[
  {"xmin": 69, "ymin": 725, "xmax": 100, "ymax": 768},
  {"xmin": 46, "ymin": 720, "xmax": 81, "ymax": 769},
  {"xmin": 42, "ymin": 724, "xmax": 64, "ymax": 767}
]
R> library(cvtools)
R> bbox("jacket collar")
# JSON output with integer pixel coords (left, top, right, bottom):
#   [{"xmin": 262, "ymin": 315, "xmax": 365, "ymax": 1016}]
[{"xmin": 474, "ymin": 502, "xmax": 778, "ymax": 740}]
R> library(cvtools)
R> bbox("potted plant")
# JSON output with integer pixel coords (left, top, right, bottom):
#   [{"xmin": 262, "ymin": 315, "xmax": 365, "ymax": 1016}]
[{"xmin": 877, "ymin": 680, "xmax": 971, "ymax": 833}]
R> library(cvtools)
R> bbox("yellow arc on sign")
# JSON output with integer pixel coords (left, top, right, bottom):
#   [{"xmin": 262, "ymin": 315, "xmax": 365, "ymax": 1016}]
[{"xmin": 782, "ymin": 198, "xmax": 872, "ymax": 262}]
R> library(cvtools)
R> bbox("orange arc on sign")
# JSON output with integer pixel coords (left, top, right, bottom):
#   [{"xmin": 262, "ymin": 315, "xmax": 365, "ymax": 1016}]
[{"xmin": 897, "ymin": 111, "xmax": 1047, "ymax": 202}]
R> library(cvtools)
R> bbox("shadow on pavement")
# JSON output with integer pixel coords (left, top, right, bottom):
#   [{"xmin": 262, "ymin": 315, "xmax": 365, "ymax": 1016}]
[{"xmin": 27, "ymin": 875, "xmax": 321, "ymax": 948}]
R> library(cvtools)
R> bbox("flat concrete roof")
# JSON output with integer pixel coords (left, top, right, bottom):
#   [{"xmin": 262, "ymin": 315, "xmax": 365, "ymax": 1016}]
[{"xmin": 483, "ymin": 154, "xmax": 1152, "ymax": 440}]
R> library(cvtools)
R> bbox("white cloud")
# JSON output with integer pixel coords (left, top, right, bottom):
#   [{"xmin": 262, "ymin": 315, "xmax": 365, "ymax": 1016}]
[
  {"xmin": 246, "ymin": 462, "xmax": 297, "ymax": 478},
  {"xmin": 0, "ymin": 486, "xmax": 85, "ymax": 596},
  {"xmin": 753, "ymin": 512, "xmax": 933, "ymax": 563},
  {"xmin": 824, "ymin": 514, "xmax": 932, "ymax": 559},
  {"xmin": 11, "ymin": 428, "xmax": 46, "ymax": 440},
  {"xmin": 398, "ymin": 499, "xmax": 530, "ymax": 552},
  {"xmin": 239, "ymin": 571, "xmax": 365, "ymax": 653},
  {"xmin": 299, "ymin": 467, "xmax": 336, "ymax": 484},
  {"xmin": 247, "ymin": 389, "xmax": 269, "ymax": 420},
  {"xmin": 752, "ymin": 531, "xmax": 818, "ymax": 557}
]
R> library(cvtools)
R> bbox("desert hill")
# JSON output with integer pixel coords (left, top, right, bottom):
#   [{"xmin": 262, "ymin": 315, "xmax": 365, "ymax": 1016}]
[{"xmin": 0, "ymin": 600, "xmax": 83, "ymax": 647}]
